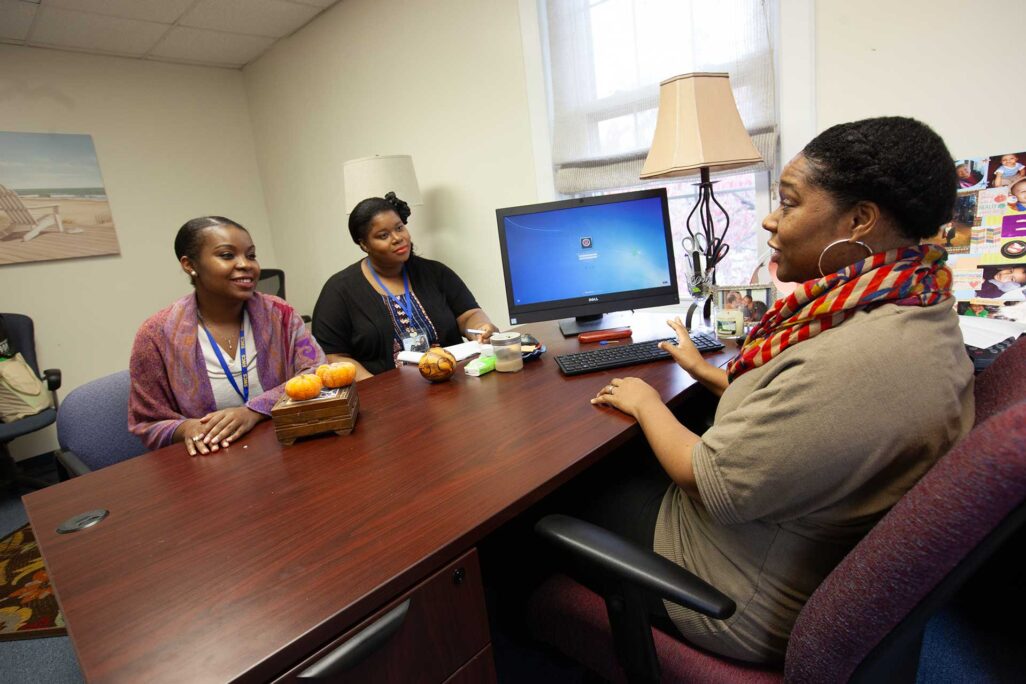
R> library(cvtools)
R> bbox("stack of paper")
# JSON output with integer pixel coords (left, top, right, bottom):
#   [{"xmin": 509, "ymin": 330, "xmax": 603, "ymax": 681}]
[
  {"xmin": 396, "ymin": 340, "xmax": 482, "ymax": 365},
  {"xmin": 958, "ymin": 315, "xmax": 1025, "ymax": 349}
]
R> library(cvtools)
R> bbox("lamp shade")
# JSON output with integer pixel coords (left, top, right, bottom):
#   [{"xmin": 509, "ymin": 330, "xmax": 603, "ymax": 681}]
[
  {"xmin": 640, "ymin": 73, "xmax": 762, "ymax": 179},
  {"xmin": 343, "ymin": 155, "xmax": 423, "ymax": 214}
]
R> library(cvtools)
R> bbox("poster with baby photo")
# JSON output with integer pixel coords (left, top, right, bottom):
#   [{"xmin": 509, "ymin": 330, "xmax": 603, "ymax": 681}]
[
  {"xmin": 974, "ymin": 264, "xmax": 1026, "ymax": 300},
  {"xmin": 987, "ymin": 152, "xmax": 1026, "ymax": 188},
  {"xmin": 955, "ymin": 158, "xmax": 988, "ymax": 192}
]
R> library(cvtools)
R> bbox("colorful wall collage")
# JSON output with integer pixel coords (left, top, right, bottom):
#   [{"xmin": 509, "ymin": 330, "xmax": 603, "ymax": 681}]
[{"xmin": 941, "ymin": 153, "xmax": 1026, "ymax": 323}]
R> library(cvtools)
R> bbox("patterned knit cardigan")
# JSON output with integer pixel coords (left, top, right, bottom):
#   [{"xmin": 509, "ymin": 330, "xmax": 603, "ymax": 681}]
[{"xmin": 128, "ymin": 292, "xmax": 325, "ymax": 450}]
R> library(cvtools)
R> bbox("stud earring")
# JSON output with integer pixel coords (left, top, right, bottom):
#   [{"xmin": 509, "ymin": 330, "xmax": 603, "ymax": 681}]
[{"xmin": 190, "ymin": 271, "xmax": 197, "ymax": 276}]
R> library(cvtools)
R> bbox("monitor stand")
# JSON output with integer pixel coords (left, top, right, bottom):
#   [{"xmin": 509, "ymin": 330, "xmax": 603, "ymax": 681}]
[{"xmin": 558, "ymin": 311, "xmax": 633, "ymax": 337}]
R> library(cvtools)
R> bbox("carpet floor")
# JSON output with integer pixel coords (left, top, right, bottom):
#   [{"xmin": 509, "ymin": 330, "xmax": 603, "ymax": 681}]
[{"xmin": 0, "ymin": 455, "xmax": 82, "ymax": 683}]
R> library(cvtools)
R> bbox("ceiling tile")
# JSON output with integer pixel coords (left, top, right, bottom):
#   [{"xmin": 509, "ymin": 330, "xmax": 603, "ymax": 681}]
[
  {"xmin": 149, "ymin": 26, "xmax": 274, "ymax": 67},
  {"xmin": 42, "ymin": 0, "xmax": 195, "ymax": 24},
  {"xmin": 0, "ymin": 0, "xmax": 37, "ymax": 41},
  {"xmin": 284, "ymin": 0, "xmax": 338, "ymax": 7},
  {"xmin": 29, "ymin": 6, "xmax": 168, "ymax": 55},
  {"xmin": 179, "ymin": 0, "xmax": 321, "ymax": 38}
]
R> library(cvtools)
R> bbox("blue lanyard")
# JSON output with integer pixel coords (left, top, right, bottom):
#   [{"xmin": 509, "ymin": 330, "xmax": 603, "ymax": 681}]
[
  {"xmin": 200, "ymin": 316, "xmax": 249, "ymax": 403},
  {"xmin": 367, "ymin": 260, "xmax": 416, "ymax": 326}
]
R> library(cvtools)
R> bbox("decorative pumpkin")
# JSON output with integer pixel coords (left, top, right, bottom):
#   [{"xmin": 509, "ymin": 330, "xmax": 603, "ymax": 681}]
[
  {"xmin": 285, "ymin": 373, "xmax": 323, "ymax": 401},
  {"xmin": 316, "ymin": 362, "xmax": 357, "ymax": 388},
  {"xmin": 418, "ymin": 345, "xmax": 457, "ymax": 383}
]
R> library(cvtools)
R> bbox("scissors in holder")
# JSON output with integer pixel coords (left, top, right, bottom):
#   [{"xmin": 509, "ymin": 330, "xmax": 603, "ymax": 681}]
[
  {"xmin": 681, "ymin": 233, "xmax": 709, "ymax": 256},
  {"xmin": 707, "ymin": 237, "xmax": 730, "ymax": 267}
]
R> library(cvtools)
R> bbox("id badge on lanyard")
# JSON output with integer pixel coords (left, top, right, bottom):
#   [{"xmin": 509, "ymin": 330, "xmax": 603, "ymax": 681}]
[
  {"xmin": 401, "ymin": 329, "xmax": 429, "ymax": 353},
  {"xmin": 368, "ymin": 261, "xmax": 431, "ymax": 353}
]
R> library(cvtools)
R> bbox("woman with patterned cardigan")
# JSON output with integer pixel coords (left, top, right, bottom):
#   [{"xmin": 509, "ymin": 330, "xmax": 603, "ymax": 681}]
[{"xmin": 129, "ymin": 216, "xmax": 324, "ymax": 455}]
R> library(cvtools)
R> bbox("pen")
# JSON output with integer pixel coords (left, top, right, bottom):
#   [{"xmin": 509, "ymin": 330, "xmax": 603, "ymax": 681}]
[{"xmin": 466, "ymin": 328, "xmax": 486, "ymax": 337}]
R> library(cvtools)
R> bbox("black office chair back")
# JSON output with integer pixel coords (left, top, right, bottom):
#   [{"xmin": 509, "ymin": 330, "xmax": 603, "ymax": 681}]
[
  {"xmin": 1, "ymin": 313, "xmax": 40, "ymax": 373},
  {"xmin": 257, "ymin": 269, "xmax": 286, "ymax": 299}
]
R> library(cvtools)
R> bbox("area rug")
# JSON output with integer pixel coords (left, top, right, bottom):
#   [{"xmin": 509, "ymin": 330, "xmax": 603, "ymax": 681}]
[{"xmin": 0, "ymin": 524, "xmax": 65, "ymax": 640}]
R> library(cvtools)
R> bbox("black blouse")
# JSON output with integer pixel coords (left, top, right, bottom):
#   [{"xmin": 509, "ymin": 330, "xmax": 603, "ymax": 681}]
[{"xmin": 312, "ymin": 255, "xmax": 480, "ymax": 375}]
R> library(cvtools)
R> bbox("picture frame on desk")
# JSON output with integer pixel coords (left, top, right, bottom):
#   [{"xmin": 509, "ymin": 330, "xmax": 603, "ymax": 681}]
[{"xmin": 713, "ymin": 283, "xmax": 775, "ymax": 328}]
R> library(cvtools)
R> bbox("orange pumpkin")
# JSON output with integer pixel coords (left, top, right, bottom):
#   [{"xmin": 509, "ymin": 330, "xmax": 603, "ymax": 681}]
[
  {"xmin": 285, "ymin": 373, "xmax": 323, "ymax": 401},
  {"xmin": 316, "ymin": 362, "xmax": 357, "ymax": 388}
]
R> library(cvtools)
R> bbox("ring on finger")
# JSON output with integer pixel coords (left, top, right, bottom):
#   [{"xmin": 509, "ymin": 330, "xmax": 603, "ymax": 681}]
[
  {"xmin": 192, "ymin": 435, "xmax": 202, "ymax": 442},
  {"xmin": 604, "ymin": 385, "xmax": 614, "ymax": 394}
]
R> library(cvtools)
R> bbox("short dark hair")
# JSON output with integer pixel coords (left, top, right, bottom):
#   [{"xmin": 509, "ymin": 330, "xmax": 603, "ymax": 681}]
[
  {"xmin": 801, "ymin": 117, "xmax": 956, "ymax": 241},
  {"xmin": 348, "ymin": 193, "xmax": 412, "ymax": 244},
  {"xmin": 174, "ymin": 216, "xmax": 248, "ymax": 262}
]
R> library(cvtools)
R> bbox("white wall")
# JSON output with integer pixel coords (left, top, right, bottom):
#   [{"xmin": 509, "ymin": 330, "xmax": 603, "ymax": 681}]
[
  {"xmin": 813, "ymin": 0, "xmax": 1021, "ymax": 159},
  {"xmin": 0, "ymin": 46, "xmax": 272, "ymax": 459},
  {"xmin": 243, "ymin": 0, "xmax": 539, "ymax": 325}
]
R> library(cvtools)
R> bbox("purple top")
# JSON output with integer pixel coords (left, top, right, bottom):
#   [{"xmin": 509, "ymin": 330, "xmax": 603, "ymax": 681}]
[{"xmin": 128, "ymin": 292, "xmax": 325, "ymax": 450}]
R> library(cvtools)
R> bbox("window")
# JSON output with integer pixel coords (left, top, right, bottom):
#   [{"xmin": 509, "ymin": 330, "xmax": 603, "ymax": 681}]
[{"xmin": 540, "ymin": 0, "xmax": 776, "ymax": 294}]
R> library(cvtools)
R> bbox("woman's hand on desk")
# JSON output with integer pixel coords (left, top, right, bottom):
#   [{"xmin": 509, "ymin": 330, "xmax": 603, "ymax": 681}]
[
  {"xmin": 591, "ymin": 376, "xmax": 662, "ymax": 419},
  {"xmin": 198, "ymin": 407, "xmax": 263, "ymax": 451},
  {"xmin": 175, "ymin": 408, "xmax": 263, "ymax": 455}
]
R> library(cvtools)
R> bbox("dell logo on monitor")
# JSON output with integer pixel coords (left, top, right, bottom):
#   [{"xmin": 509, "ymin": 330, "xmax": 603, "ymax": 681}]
[{"xmin": 588, "ymin": 297, "xmax": 599, "ymax": 302}]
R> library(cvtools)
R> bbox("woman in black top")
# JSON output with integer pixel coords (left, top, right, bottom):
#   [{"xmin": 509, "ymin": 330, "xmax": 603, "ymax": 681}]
[{"xmin": 312, "ymin": 194, "xmax": 498, "ymax": 380}]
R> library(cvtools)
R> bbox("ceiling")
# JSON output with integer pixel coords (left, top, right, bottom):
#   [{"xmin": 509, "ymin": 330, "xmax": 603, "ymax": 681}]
[{"xmin": 0, "ymin": 0, "xmax": 341, "ymax": 69}]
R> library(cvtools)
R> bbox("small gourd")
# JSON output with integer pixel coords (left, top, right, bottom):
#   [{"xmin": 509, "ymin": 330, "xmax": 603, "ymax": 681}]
[
  {"xmin": 418, "ymin": 345, "xmax": 457, "ymax": 383},
  {"xmin": 285, "ymin": 373, "xmax": 323, "ymax": 401},
  {"xmin": 316, "ymin": 362, "xmax": 357, "ymax": 388}
]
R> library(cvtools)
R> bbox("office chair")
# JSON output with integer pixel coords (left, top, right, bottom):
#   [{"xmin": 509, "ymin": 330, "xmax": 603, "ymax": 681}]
[
  {"xmin": 530, "ymin": 337, "xmax": 1026, "ymax": 683},
  {"xmin": 56, "ymin": 370, "xmax": 147, "ymax": 478},
  {"xmin": 256, "ymin": 268, "xmax": 311, "ymax": 323},
  {"xmin": 0, "ymin": 313, "xmax": 61, "ymax": 491},
  {"xmin": 257, "ymin": 268, "xmax": 286, "ymax": 299}
]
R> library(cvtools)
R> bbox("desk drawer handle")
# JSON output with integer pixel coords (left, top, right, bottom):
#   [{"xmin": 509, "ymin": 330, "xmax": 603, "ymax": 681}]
[{"xmin": 298, "ymin": 599, "xmax": 411, "ymax": 679}]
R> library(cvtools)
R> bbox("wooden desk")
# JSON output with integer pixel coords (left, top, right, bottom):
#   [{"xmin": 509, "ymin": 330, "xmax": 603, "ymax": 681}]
[{"xmin": 24, "ymin": 315, "xmax": 733, "ymax": 683}]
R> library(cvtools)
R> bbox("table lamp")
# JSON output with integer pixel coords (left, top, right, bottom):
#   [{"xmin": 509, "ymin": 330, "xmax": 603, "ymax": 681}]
[
  {"xmin": 343, "ymin": 154, "xmax": 423, "ymax": 215},
  {"xmin": 641, "ymin": 73, "xmax": 762, "ymax": 321}
]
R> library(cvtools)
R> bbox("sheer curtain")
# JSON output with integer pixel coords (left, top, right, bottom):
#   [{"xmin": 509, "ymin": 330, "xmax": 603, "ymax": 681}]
[{"xmin": 542, "ymin": 0, "xmax": 777, "ymax": 195}]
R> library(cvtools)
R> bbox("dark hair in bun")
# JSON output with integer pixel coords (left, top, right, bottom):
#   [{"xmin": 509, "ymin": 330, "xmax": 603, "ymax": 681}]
[{"xmin": 347, "ymin": 194, "xmax": 413, "ymax": 244}]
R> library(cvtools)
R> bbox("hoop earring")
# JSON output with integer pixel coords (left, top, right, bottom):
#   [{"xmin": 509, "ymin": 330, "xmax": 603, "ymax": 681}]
[{"xmin": 818, "ymin": 239, "xmax": 873, "ymax": 278}]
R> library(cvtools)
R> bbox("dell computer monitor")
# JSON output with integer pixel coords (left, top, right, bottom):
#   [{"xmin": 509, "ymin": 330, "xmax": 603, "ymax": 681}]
[{"xmin": 496, "ymin": 188, "xmax": 679, "ymax": 336}]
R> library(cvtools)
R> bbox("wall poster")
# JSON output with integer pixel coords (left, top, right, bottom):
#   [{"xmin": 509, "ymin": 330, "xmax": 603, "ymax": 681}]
[
  {"xmin": 0, "ymin": 131, "xmax": 120, "ymax": 266},
  {"xmin": 942, "ymin": 152, "xmax": 1026, "ymax": 323}
]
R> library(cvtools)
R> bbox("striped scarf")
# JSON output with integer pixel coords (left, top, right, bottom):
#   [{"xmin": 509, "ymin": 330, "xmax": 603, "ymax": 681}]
[{"xmin": 726, "ymin": 244, "xmax": 952, "ymax": 381}]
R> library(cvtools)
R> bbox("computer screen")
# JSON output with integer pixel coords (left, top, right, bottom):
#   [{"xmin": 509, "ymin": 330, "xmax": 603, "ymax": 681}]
[{"xmin": 496, "ymin": 188, "xmax": 679, "ymax": 335}]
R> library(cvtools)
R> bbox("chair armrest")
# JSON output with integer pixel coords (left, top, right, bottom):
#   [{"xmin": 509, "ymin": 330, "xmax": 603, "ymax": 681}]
[
  {"xmin": 536, "ymin": 514, "xmax": 735, "ymax": 620},
  {"xmin": 56, "ymin": 449, "xmax": 92, "ymax": 478},
  {"xmin": 43, "ymin": 368, "xmax": 61, "ymax": 392}
]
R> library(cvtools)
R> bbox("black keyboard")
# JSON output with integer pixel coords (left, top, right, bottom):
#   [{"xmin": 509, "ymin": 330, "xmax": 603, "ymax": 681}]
[
  {"xmin": 555, "ymin": 332, "xmax": 725, "ymax": 376},
  {"xmin": 965, "ymin": 336, "xmax": 1019, "ymax": 373}
]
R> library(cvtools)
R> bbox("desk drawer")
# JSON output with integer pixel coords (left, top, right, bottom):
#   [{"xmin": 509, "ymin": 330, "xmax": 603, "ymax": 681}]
[{"xmin": 278, "ymin": 549, "xmax": 492, "ymax": 682}]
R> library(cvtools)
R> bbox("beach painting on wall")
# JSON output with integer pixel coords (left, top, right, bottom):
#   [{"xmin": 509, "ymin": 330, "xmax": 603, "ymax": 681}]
[{"xmin": 0, "ymin": 131, "xmax": 119, "ymax": 266}]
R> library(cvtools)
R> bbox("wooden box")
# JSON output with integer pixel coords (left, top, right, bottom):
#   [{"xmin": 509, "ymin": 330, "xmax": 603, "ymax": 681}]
[{"xmin": 270, "ymin": 385, "xmax": 359, "ymax": 445}]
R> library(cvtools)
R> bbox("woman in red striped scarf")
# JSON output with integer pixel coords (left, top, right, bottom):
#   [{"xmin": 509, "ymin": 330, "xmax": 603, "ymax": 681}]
[{"xmin": 585, "ymin": 117, "xmax": 975, "ymax": 664}]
